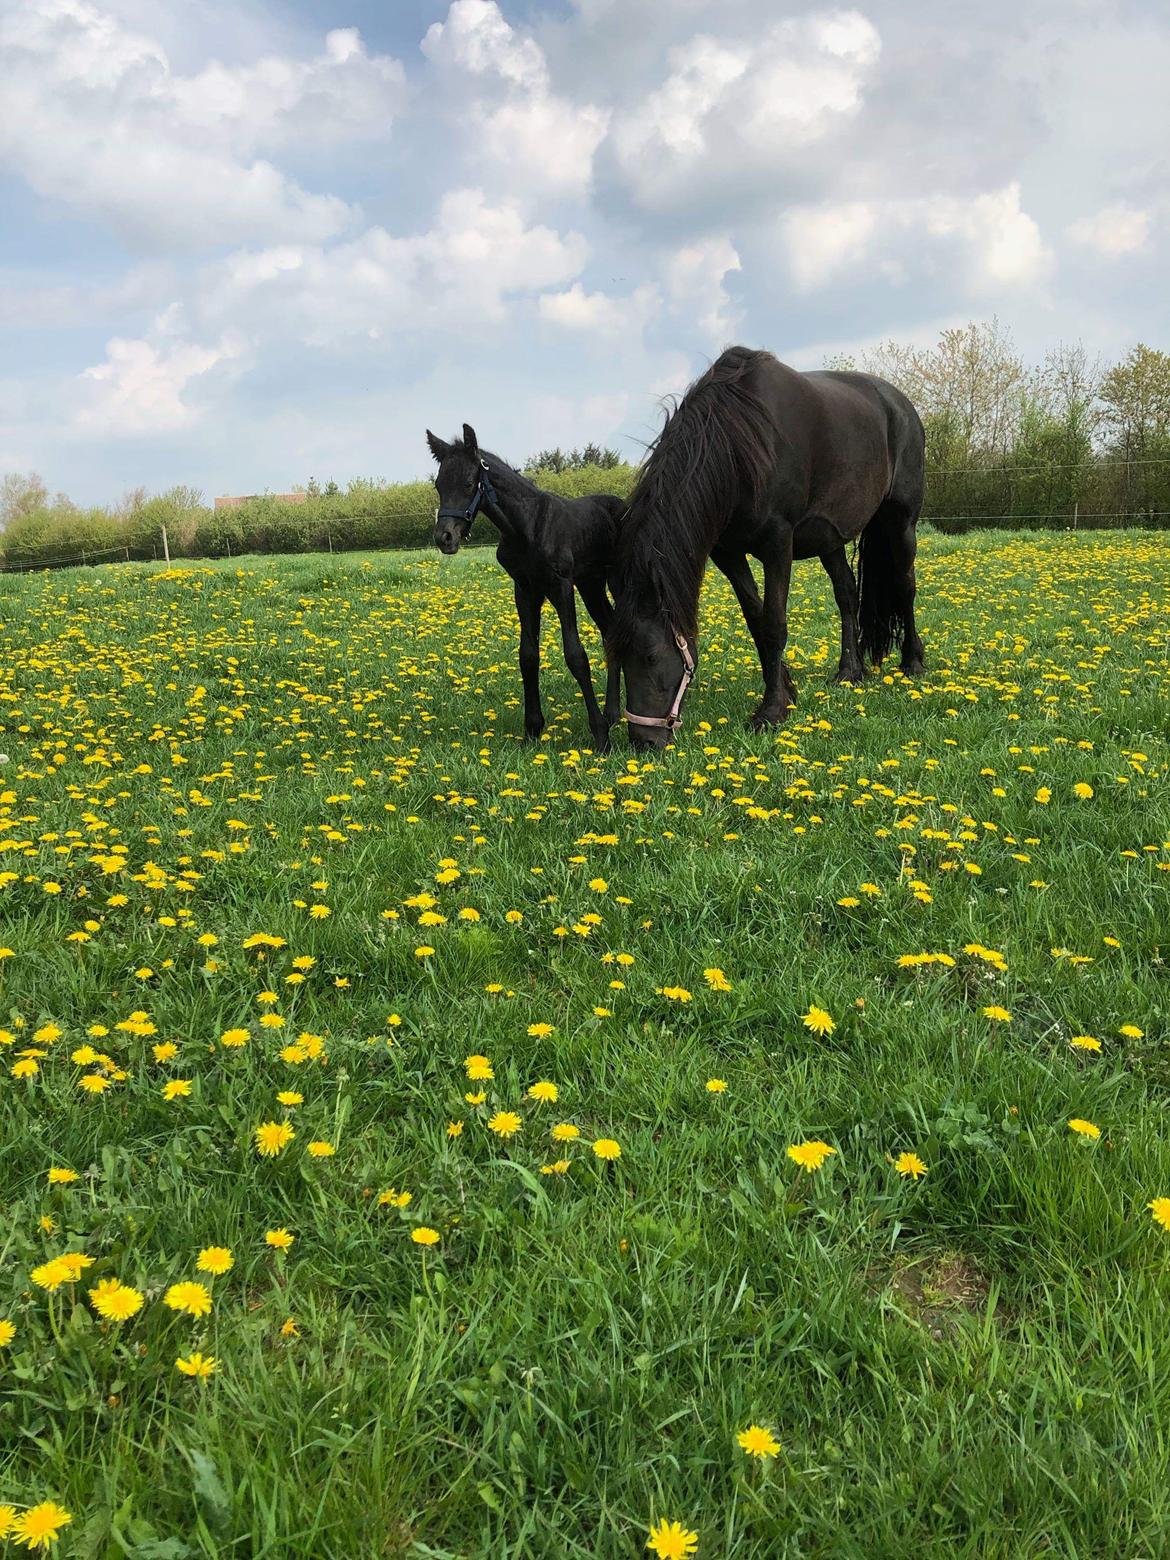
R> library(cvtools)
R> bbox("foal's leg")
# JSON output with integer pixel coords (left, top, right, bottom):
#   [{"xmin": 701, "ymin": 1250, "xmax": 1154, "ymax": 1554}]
[
  {"xmin": 514, "ymin": 581, "xmax": 546, "ymax": 740},
  {"xmin": 820, "ymin": 547, "xmax": 865, "ymax": 684},
  {"xmin": 550, "ymin": 580, "xmax": 610, "ymax": 750},
  {"xmin": 576, "ymin": 577, "xmax": 621, "ymax": 732},
  {"xmin": 751, "ymin": 528, "xmax": 796, "ymax": 728}
]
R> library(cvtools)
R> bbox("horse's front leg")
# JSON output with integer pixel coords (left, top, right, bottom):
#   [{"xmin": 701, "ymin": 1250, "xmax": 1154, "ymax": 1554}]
[
  {"xmin": 514, "ymin": 581, "xmax": 546, "ymax": 740},
  {"xmin": 550, "ymin": 581, "xmax": 610, "ymax": 751},
  {"xmin": 751, "ymin": 529, "xmax": 796, "ymax": 728},
  {"xmin": 712, "ymin": 544, "xmax": 766, "ymax": 679}
]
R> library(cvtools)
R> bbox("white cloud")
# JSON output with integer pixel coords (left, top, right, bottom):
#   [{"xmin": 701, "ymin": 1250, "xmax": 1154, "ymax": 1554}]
[
  {"xmin": 786, "ymin": 203, "xmax": 878, "ymax": 291},
  {"xmin": 480, "ymin": 95, "xmax": 608, "ymax": 197},
  {"xmin": 422, "ymin": 0, "xmax": 547, "ymax": 90},
  {"xmin": 168, "ymin": 27, "xmax": 405, "ymax": 151},
  {"xmin": 77, "ymin": 332, "xmax": 246, "ymax": 435},
  {"xmin": 781, "ymin": 183, "xmax": 1052, "ymax": 294},
  {"xmin": 200, "ymin": 190, "xmax": 589, "ymax": 346},
  {"xmin": 609, "ymin": 10, "xmax": 881, "ymax": 211},
  {"xmin": 663, "ymin": 236, "xmax": 742, "ymax": 343},
  {"xmin": 538, "ymin": 282, "xmax": 659, "ymax": 337},
  {"xmin": 925, "ymin": 184, "xmax": 1051, "ymax": 288},
  {"xmin": 0, "ymin": 0, "xmax": 404, "ymax": 250},
  {"xmin": 1067, "ymin": 203, "xmax": 1153, "ymax": 259},
  {"xmin": 422, "ymin": 0, "xmax": 607, "ymax": 195}
]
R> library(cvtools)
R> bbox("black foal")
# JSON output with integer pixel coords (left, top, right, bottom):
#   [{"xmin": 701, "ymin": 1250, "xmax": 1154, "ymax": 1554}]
[{"xmin": 427, "ymin": 424, "xmax": 625, "ymax": 750}]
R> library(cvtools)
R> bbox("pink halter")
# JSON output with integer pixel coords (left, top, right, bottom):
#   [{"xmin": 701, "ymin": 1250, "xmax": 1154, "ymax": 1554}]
[{"xmin": 624, "ymin": 629, "xmax": 695, "ymax": 733}]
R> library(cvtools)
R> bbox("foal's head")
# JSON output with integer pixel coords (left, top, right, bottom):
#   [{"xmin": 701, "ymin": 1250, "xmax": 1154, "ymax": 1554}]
[{"xmin": 427, "ymin": 424, "xmax": 495, "ymax": 555}]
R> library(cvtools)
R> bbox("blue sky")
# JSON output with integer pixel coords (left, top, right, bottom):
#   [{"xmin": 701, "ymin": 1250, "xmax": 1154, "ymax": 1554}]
[{"xmin": 1, "ymin": 0, "xmax": 1167, "ymax": 505}]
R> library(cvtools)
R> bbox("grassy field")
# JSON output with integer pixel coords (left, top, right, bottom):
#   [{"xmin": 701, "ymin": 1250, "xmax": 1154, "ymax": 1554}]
[{"xmin": 0, "ymin": 530, "xmax": 1167, "ymax": 1559}]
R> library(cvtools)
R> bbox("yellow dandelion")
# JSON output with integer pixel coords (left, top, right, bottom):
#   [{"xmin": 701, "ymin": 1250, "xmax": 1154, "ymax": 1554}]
[
  {"xmin": 802, "ymin": 1004, "xmax": 835, "ymax": 1037},
  {"xmin": 88, "ymin": 1279, "xmax": 144, "ymax": 1321},
  {"xmin": 1068, "ymin": 1118, "xmax": 1100, "ymax": 1140},
  {"xmin": 9, "ymin": 1502, "xmax": 73, "ymax": 1550},
  {"xmin": 196, "ymin": 1246, "xmax": 234, "ymax": 1275},
  {"xmin": 163, "ymin": 1281, "xmax": 212, "ymax": 1317},
  {"xmin": 176, "ymin": 1352, "xmax": 218, "ymax": 1378},
  {"xmin": 736, "ymin": 1424, "xmax": 781, "ymax": 1459},
  {"xmin": 787, "ymin": 1140, "xmax": 837, "ymax": 1173},
  {"xmin": 254, "ymin": 1120, "xmax": 295, "ymax": 1156},
  {"xmin": 646, "ymin": 1518, "xmax": 698, "ymax": 1559}
]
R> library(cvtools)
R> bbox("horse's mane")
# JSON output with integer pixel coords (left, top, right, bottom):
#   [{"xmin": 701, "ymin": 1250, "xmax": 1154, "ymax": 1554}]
[
  {"xmin": 445, "ymin": 437, "xmax": 544, "ymax": 499},
  {"xmin": 607, "ymin": 347, "xmax": 777, "ymax": 654}
]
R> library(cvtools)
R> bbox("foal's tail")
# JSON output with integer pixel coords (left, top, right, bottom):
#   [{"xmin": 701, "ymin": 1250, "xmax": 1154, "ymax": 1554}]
[{"xmin": 856, "ymin": 517, "xmax": 907, "ymax": 667}]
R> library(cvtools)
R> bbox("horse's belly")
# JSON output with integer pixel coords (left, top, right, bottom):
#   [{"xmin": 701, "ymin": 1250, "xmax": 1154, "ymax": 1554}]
[{"xmin": 792, "ymin": 514, "xmax": 849, "ymax": 558}]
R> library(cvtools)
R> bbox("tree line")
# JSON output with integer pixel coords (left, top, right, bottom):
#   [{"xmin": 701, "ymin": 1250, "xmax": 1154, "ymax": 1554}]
[
  {"xmin": 828, "ymin": 323, "xmax": 1170, "ymax": 527},
  {"xmin": 2, "ymin": 324, "xmax": 1168, "ymax": 569}
]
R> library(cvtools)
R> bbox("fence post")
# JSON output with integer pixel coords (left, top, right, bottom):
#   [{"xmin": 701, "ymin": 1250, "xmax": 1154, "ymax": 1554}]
[
  {"xmin": 1072, "ymin": 501, "xmax": 1078, "ymax": 530},
  {"xmin": 162, "ymin": 525, "xmax": 170, "ymax": 563},
  {"xmin": 123, "ymin": 546, "xmax": 130, "ymax": 563}
]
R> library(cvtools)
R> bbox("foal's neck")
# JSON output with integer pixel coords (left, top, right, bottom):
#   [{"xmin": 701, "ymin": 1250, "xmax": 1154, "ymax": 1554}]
[{"xmin": 484, "ymin": 460, "xmax": 542, "ymax": 545}]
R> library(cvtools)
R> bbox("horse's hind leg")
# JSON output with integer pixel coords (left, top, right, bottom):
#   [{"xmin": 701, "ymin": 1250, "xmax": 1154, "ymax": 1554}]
[
  {"xmin": 888, "ymin": 509, "xmax": 926, "ymax": 675},
  {"xmin": 577, "ymin": 577, "xmax": 621, "ymax": 732},
  {"xmin": 550, "ymin": 580, "xmax": 610, "ymax": 752},
  {"xmin": 820, "ymin": 547, "xmax": 864, "ymax": 684}
]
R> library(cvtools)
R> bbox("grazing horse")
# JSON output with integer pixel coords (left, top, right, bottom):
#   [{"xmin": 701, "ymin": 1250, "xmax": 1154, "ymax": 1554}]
[
  {"xmin": 427, "ymin": 425, "xmax": 626, "ymax": 749},
  {"xmin": 606, "ymin": 347, "xmax": 926, "ymax": 747}
]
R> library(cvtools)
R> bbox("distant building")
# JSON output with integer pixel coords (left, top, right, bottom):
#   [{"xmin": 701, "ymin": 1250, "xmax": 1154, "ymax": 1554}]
[{"xmin": 214, "ymin": 492, "xmax": 307, "ymax": 511}]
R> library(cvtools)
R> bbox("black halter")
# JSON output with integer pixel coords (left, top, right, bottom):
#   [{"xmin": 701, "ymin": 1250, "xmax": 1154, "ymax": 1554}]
[{"xmin": 437, "ymin": 460, "xmax": 499, "ymax": 533}]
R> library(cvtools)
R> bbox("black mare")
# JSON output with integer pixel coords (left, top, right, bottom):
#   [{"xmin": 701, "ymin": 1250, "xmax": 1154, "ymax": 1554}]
[
  {"xmin": 606, "ymin": 347, "xmax": 926, "ymax": 747},
  {"xmin": 428, "ymin": 425, "xmax": 625, "ymax": 749}
]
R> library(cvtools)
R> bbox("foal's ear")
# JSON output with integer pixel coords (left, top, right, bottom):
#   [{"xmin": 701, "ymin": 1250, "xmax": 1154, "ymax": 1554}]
[
  {"xmin": 426, "ymin": 429, "xmax": 448, "ymax": 463},
  {"xmin": 462, "ymin": 423, "xmax": 479, "ymax": 459}
]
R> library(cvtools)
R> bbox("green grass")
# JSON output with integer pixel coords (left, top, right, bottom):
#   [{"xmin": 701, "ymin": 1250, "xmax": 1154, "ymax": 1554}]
[{"xmin": 0, "ymin": 530, "xmax": 1167, "ymax": 1558}]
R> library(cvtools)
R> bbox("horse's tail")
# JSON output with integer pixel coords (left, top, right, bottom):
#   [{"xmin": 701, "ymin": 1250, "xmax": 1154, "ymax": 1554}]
[{"xmin": 856, "ymin": 517, "xmax": 906, "ymax": 666}]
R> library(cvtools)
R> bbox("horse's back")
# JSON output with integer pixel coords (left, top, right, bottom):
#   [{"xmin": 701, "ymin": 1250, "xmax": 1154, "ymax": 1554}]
[{"xmin": 804, "ymin": 371, "xmax": 923, "ymax": 466}]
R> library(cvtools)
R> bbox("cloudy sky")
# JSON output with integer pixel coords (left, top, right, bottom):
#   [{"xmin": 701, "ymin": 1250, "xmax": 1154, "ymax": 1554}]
[{"xmin": 2, "ymin": 0, "xmax": 1167, "ymax": 505}]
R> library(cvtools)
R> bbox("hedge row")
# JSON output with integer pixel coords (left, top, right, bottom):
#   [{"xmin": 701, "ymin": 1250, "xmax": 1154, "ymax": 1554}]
[{"xmin": 0, "ymin": 466, "xmax": 640, "ymax": 570}]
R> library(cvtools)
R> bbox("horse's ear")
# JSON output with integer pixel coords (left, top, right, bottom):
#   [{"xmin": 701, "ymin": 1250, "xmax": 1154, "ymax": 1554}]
[
  {"xmin": 462, "ymin": 423, "xmax": 479, "ymax": 459},
  {"xmin": 426, "ymin": 429, "xmax": 448, "ymax": 463}
]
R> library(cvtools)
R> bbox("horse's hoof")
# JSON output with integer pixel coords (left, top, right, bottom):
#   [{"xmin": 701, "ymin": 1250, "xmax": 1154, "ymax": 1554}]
[
  {"xmin": 901, "ymin": 658, "xmax": 925, "ymax": 677},
  {"xmin": 524, "ymin": 723, "xmax": 545, "ymax": 741},
  {"xmin": 833, "ymin": 665, "xmax": 865, "ymax": 686},
  {"xmin": 748, "ymin": 707, "xmax": 790, "ymax": 731}
]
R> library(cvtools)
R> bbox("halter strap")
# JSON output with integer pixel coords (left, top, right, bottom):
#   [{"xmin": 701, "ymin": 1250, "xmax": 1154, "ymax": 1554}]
[
  {"xmin": 624, "ymin": 630, "xmax": 695, "ymax": 732},
  {"xmin": 437, "ymin": 461, "xmax": 499, "ymax": 530}
]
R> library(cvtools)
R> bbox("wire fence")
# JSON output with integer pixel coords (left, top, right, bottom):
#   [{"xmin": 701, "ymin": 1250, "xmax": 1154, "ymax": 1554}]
[{"xmin": 4, "ymin": 456, "xmax": 1170, "ymax": 574}]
